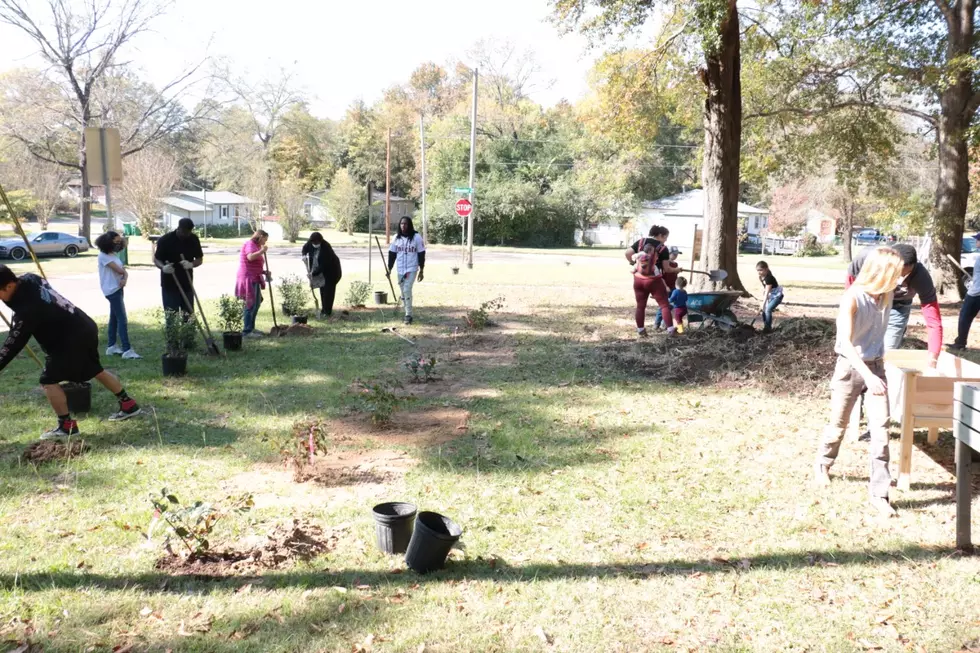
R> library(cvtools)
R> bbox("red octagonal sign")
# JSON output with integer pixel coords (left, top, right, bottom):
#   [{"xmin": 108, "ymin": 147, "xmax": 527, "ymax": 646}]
[{"xmin": 455, "ymin": 198, "xmax": 473, "ymax": 217}]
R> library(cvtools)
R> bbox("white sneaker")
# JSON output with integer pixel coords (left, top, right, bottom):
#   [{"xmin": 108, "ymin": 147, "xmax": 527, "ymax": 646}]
[
  {"xmin": 244, "ymin": 331, "xmax": 265, "ymax": 338},
  {"xmin": 105, "ymin": 345, "xmax": 123, "ymax": 356},
  {"xmin": 121, "ymin": 349, "xmax": 142, "ymax": 360}
]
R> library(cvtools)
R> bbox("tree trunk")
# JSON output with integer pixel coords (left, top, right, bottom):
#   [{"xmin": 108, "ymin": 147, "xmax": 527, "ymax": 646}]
[
  {"xmin": 695, "ymin": 0, "xmax": 745, "ymax": 293},
  {"xmin": 930, "ymin": 108, "xmax": 970, "ymax": 297},
  {"xmin": 79, "ymin": 131, "xmax": 92, "ymax": 242},
  {"xmin": 928, "ymin": 2, "xmax": 974, "ymax": 298},
  {"xmin": 840, "ymin": 201, "xmax": 854, "ymax": 262}
]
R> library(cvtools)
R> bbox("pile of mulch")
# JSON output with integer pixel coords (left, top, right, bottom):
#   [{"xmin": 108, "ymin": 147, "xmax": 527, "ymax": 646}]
[
  {"xmin": 21, "ymin": 439, "xmax": 89, "ymax": 464},
  {"xmin": 155, "ymin": 519, "xmax": 338, "ymax": 577},
  {"xmin": 592, "ymin": 317, "xmax": 838, "ymax": 395},
  {"xmin": 269, "ymin": 323, "xmax": 316, "ymax": 337}
]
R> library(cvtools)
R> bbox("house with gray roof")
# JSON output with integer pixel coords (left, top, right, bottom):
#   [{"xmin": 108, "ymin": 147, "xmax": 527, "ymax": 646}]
[{"xmin": 160, "ymin": 190, "xmax": 258, "ymax": 231}]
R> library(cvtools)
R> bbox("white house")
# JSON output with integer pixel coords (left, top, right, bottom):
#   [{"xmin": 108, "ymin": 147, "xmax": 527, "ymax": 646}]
[
  {"xmin": 631, "ymin": 189, "xmax": 769, "ymax": 254},
  {"xmin": 160, "ymin": 191, "xmax": 257, "ymax": 231},
  {"xmin": 803, "ymin": 208, "xmax": 837, "ymax": 243},
  {"xmin": 304, "ymin": 190, "xmax": 332, "ymax": 226},
  {"xmin": 574, "ymin": 220, "xmax": 626, "ymax": 247}
]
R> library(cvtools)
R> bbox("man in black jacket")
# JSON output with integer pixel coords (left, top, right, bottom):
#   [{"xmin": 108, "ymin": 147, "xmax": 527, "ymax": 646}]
[{"xmin": 0, "ymin": 266, "xmax": 141, "ymax": 439}]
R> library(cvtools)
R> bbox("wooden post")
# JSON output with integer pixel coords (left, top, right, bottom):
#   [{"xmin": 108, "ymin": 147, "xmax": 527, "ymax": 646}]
[
  {"xmin": 928, "ymin": 426, "xmax": 940, "ymax": 444},
  {"xmin": 956, "ymin": 436, "xmax": 973, "ymax": 552},
  {"xmin": 385, "ymin": 128, "xmax": 392, "ymax": 245},
  {"xmin": 897, "ymin": 369, "xmax": 917, "ymax": 491}
]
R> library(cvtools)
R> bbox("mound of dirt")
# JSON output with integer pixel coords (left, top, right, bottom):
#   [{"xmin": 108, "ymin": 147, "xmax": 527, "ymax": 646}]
[
  {"xmin": 22, "ymin": 439, "xmax": 89, "ymax": 464},
  {"xmin": 593, "ymin": 317, "xmax": 837, "ymax": 395},
  {"xmin": 270, "ymin": 323, "xmax": 315, "ymax": 337},
  {"xmin": 156, "ymin": 519, "xmax": 338, "ymax": 577}
]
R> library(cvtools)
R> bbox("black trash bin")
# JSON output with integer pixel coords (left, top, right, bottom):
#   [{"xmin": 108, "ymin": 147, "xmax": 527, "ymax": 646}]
[
  {"xmin": 405, "ymin": 511, "xmax": 462, "ymax": 574},
  {"xmin": 372, "ymin": 502, "xmax": 417, "ymax": 555}
]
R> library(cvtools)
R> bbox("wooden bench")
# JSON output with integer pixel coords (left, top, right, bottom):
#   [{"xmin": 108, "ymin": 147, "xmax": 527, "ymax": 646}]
[
  {"xmin": 952, "ymin": 383, "xmax": 980, "ymax": 552},
  {"xmin": 884, "ymin": 351, "xmax": 980, "ymax": 491}
]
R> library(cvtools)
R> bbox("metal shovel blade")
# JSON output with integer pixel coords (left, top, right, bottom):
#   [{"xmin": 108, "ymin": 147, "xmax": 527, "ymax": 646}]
[{"xmin": 708, "ymin": 269, "xmax": 729, "ymax": 282}]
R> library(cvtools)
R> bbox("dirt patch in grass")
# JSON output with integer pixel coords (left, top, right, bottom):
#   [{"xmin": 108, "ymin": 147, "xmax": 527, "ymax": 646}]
[
  {"xmin": 592, "ymin": 317, "xmax": 837, "ymax": 395},
  {"xmin": 330, "ymin": 407, "xmax": 472, "ymax": 447},
  {"xmin": 269, "ymin": 323, "xmax": 316, "ymax": 337},
  {"xmin": 21, "ymin": 439, "xmax": 90, "ymax": 464},
  {"xmin": 155, "ymin": 519, "xmax": 339, "ymax": 577},
  {"xmin": 292, "ymin": 449, "xmax": 416, "ymax": 487}
]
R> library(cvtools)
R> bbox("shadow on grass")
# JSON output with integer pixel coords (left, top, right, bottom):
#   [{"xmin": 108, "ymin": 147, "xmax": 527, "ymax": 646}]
[{"xmin": 0, "ymin": 543, "xmax": 965, "ymax": 595}]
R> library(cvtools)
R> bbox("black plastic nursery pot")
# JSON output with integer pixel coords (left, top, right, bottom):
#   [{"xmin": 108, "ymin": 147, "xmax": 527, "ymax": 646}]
[
  {"xmin": 291, "ymin": 315, "xmax": 308, "ymax": 325},
  {"xmin": 372, "ymin": 502, "xmax": 417, "ymax": 555},
  {"xmin": 62, "ymin": 382, "xmax": 91, "ymax": 413},
  {"xmin": 223, "ymin": 331, "xmax": 243, "ymax": 351},
  {"xmin": 161, "ymin": 354, "xmax": 188, "ymax": 377},
  {"xmin": 405, "ymin": 511, "xmax": 463, "ymax": 574},
  {"xmin": 374, "ymin": 291, "xmax": 388, "ymax": 305}
]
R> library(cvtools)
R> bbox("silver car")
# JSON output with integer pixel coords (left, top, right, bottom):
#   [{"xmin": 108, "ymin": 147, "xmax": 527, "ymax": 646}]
[{"xmin": 0, "ymin": 231, "xmax": 90, "ymax": 260}]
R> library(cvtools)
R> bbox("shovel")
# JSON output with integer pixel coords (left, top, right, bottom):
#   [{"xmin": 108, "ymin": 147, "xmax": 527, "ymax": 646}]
[
  {"xmin": 264, "ymin": 251, "xmax": 279, "ymax": 329},
  {"xmin": 680, "ymin": 268, "xmax": 729, "ymax": 282},
  {"xmin": 180, "ymin": 255, "xmax": 221, "ymax": 356},
  {"xmin": 303, "ymin": 255, "xmax": 321, "ymax": 314},
  {"xmin": 375, "ymin": 236, "xmax": 400, "ymax": 303},
  {"xmin": 947, "ymin": 254, "xmax": 973, "ymax": 285},
  {"xmin": 171, "ymin": 265, "xmax": 221, "ymax": 357},
  {"xmin": 381, "ymin": 327, "xmax": 416, "ymax": 346}
]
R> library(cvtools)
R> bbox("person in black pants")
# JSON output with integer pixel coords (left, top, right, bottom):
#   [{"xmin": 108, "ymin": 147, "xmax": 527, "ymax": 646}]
[
  {"xmin": 153, "ymin": 218, "xmax": 203, "ymax": 346},
  {"xmin": 0, "ymin": 266, "xmax": 142, "ymax": 440},
  {"xmin": 302, "ymin": 232, "xmax": 342, "ymax": 317}
]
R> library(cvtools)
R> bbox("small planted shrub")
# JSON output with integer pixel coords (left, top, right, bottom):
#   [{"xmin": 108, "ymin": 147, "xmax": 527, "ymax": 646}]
[
  {"xmin": 348, "ymin": 379, "xmax": 401, "ymax": 424},
  {"xmin": 278, "ymin": 274, "xmax": 309, "ymax": 318},
  {"xmin": 150, "ymin": 488, "xmax": 254, "ymax": 557},
  {"xmin": 405, "ymin": 352, "xmax": 437, "ymax": 382},
  {"xmin": 345, "ymin": 280, "xmax": 371, "ymax": 307},
  {"xmin": 465, "ymin": 297, "xmax": 505, "ymax": 329},
  {"xmin": 218, "ymin": 294, "xmax": 245, "ymax": 333}
]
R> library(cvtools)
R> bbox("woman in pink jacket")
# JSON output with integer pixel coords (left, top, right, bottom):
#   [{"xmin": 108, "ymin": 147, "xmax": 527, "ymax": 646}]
[{"xmin": 235, "ymin": 230, "xmax": 269, "ymax": 337}]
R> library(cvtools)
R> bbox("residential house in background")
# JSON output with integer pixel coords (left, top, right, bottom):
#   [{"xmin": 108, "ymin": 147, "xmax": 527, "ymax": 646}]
[
  {"xmin": 632, "ymin": 189, "xmax": 769, "ymax": 254},
  {"xmin": 304, "ymin": 190, "xmax": 332, "ymax": 227},
  {"xmin": 368, "ymin": 190, "xmax": 415, "ymax": 231},
  {"xmin": 64, "ymin": 178, "xmax": 106, "ymax": 204},
  {"xmin": 160, "ymin": 191, "xmax": 257, "ymax": 231},
  {"xmin": 573, "ymin": 219, "xmax": 627, "ymax": 247}
]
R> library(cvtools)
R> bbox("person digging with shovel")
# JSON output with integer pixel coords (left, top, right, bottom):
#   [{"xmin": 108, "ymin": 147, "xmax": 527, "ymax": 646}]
[
  {"xmin": 154, "ymin": 218, "xmax": 203, "ymax": 349},
  {"xmin": 236, "ymin": 230, "xmax": 269, "ymax": 337},
  {"xmin": 388, "ymin": 217, "xmax": 425, "ymax": 325},
  {"xmin": 0, "ymin": 266, "xmax": 142, "ymax": 440}
]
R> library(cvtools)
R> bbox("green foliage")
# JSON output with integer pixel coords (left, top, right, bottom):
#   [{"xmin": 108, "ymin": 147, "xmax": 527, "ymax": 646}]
[
  {"xmin": 0, "ymin": 189, "xmax": 37, "ymax": 221},
  {"xmin": 795, "ymin": 234, "xmax": 837, "ymax": 258},
  {"xmin": 161, "ymin": 309, "xmax": 197, "ymax": 358},
  {"xmin": 466, "ymin": 297, "xmax": 505, "ymax": 329},
  {"xmin": 345, "ymin": 280, "xmax": 371, "ymax": 307},
  {"xmin": 218, "ymin": 294, "xmax": 245, "ymax": 333},
  {"xmin": 202, "ymin": 224, "xmax": 253, "ymax": 239},
  {"xmin": 278, "ymin": 274, "xmax": 309, "ymax": 317},
  {"xmin": 348, "ymin": 379, "xmax": 401, "ymax": 424},
  {"xmin": 150, "ymin": 488, "xmax": 253, "ymax": 557},
  {"xmin": 326, "ymin": 168, "xmax": 365, "ymax": 235},
  {"xmin": 405, "ymin": 352, "xmax": 437, "ymax": 383},
  {"xmin": 867, "ymin": 191, "xmax": 933, "ymax": 238}
]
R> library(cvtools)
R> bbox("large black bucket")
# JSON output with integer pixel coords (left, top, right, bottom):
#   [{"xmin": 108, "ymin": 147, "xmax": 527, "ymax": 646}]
[
  {"xmin": 405, "ymin": 511, "xmax": 462, "ymax": 574},
  {"xmin": 62, "ymin": 382, "xmax": 91, "ymax": 413},
  {"xmin": 372, "ymin": 502, "xmax": 417, "ymax": 555}
]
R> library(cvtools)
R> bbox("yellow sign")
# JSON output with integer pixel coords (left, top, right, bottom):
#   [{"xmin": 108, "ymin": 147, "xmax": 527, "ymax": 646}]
[{"xmin": 84, "ymin": 127, "xmax": 122, "ymax": 184}]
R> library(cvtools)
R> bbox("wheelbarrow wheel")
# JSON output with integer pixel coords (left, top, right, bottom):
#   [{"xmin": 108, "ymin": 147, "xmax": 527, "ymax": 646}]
[{"xmin": 710, "ymin": 310, "xmax": 738, "ymax": 331}]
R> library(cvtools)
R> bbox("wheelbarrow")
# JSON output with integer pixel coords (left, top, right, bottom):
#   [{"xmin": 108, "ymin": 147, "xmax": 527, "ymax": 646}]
[{"xmin": 685, "ymin": 291, "xmax": 744, "ymax": 330}]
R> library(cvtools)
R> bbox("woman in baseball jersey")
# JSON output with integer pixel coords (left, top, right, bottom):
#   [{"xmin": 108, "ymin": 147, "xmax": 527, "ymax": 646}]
[{"xmin": 387, "ymin": 216, "xmax": 426, "ymax": 325}]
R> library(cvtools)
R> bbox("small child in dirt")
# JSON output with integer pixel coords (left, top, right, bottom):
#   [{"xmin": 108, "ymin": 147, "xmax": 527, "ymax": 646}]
[
  {"xmin": 670, "ymin": 277, "xmax": 689, "ymax": 333},
  {"xmin": 757, "ymin": 261, "xmax": 784, "ymax": 334}
]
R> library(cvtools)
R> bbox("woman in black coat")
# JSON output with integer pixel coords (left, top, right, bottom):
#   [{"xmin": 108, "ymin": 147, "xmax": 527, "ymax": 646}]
[{"xmin": 302, "ymin": 232, "xmax": 342, "ymax": 317}]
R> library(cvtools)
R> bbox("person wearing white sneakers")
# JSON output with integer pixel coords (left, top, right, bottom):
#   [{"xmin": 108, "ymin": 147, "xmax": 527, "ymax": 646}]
[{"xmin": 95, "ymin": 231, "xmax": 141, "ymax": 360}]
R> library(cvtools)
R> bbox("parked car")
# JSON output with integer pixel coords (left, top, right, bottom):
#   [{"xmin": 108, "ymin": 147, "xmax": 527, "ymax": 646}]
[
  {"xmin": 740, "ymin": 234, "xmax": 762, "ymax": 254},
  {"xmin": 962, "ymin": 236, "xmax": 980, "ymax": 278},
  {"xmin": 853, "ymin": 229, "xmax": 885, "ymax": 246},
  {"xmin": 0, "ymin": 231, "xmax": 89, "ymax": 260}
]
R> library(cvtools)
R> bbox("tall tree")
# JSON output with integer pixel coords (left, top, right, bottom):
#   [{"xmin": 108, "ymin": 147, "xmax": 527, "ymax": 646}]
[
  {"xmin": 0, "ymin": 0, "xmax": 204, "ymax": 241},
  {"xmin": 117, "ymin": 148, "xmax": 179, "ymax": 235},
  {"xmin": 217, "ymin": 65, "xmax": 304, "ymax": 214},
  {"xmin": 325, "ymin": 167, "xmax": 363, "ymax": 235},
  {"xmin": 553, "ymin": 0, "xmax": 747, "ymax": 291}
]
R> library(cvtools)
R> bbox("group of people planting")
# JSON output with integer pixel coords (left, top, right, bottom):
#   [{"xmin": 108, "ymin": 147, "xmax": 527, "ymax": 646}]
[{"xmin": 0, "ymin": 215, "xmax": 427, "ymax": 441}]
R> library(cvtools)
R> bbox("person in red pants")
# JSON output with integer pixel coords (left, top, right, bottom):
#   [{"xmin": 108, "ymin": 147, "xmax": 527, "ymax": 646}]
[{"xmin": 628, "ymin": 237, "xmax": 674, "ymax": 337}]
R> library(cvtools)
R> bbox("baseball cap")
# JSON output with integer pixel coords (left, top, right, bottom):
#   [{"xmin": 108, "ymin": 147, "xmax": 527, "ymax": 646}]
[
  {"xmin": 669, "ymin": 246, "xmax": 681, "ymax": 254},
  {"xmin": 973, "ymin": 232, "xmax": 980, "ymax": 239}
]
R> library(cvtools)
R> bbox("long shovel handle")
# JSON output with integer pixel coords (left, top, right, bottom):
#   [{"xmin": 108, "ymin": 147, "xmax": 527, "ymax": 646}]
[
  {"xmin": 375, "ymin": 236, "xmax": 399, "ymax": 302},
  {"xmin": 303, "ymin": 256, "xmax": 320, "ymax": 312},
  {"xmin": 170, "ymin": 271, "xmax": 210, "ymax": 346},
  {"xmin": 264, "ymin": 252, "xmax": 278, "ymax": 328},
  {"xmin": 180, "ymin": 256, "xmax": 216, "ymax": 340}
]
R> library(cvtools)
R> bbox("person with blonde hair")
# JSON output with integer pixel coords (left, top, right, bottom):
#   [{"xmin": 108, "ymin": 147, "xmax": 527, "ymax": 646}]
[{"xmin": 815, "ymin": 246, "xmax": 904, "ymax": 517}]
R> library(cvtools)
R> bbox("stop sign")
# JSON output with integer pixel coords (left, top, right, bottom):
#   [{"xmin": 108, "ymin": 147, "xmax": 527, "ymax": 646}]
[{"xmin": 455, "ymin": 198, "xmax": 473, "ymax": 217}]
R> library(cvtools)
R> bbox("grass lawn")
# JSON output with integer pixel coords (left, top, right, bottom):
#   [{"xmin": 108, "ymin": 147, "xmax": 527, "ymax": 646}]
[{"xmin": 1, "ymin": 262, "xmax": 979, "ymax": 652}]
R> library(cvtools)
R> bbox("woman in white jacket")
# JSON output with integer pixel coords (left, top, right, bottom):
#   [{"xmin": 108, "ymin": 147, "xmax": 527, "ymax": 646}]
[{"xmin": 387, "ymin": 217, "xmax": 426, "ymax": 325}]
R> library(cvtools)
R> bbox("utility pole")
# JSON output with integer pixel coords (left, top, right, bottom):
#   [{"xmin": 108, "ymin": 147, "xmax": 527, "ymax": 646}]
[
  {"xmin": 419, "ymin": 115, "xmax": 427, "ymax": 244},
  {"xmin": 466, "ymin": 69, "xmax": 478, "ymax": 269},
  {"xmin": 367, "ymin": 181, "xmax": 374, "ymax": 284},
  {"xmin": 385, "ymin": 128, "xmax": 392, "ymax": 244}
]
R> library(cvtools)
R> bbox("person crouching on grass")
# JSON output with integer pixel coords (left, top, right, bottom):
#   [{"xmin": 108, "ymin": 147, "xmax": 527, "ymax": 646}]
[
  {"xmin": 814, "ymin": 247, "xmax": 903, "ymax": 517},
  {"xmin": 0, "ymin": 266, "xmax": 142, "ymax": 440}
]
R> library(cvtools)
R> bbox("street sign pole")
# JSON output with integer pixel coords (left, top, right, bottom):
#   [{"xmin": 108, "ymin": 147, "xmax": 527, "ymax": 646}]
[
  {"xmin": 466, "ymin": 68, "xmax": 478, "ymax": 269},
  {"xmin": 98, "ymin": 128, "xmax": 115, "ymax": 233}
]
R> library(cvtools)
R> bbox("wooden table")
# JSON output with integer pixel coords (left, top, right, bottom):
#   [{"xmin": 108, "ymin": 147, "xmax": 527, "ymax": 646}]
[
  {"xmin": 885, "ymin": 351, "xmax": 980, "ymax": 491},
  {"xmin": 952, "ymin": 383, "xmax": 980, "ymax": 552}
]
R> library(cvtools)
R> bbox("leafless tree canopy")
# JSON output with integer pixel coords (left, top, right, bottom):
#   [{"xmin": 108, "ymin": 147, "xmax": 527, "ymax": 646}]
[{"xmin": 117, "ymin": 147, "xmax": 178, "ymax": 235}]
